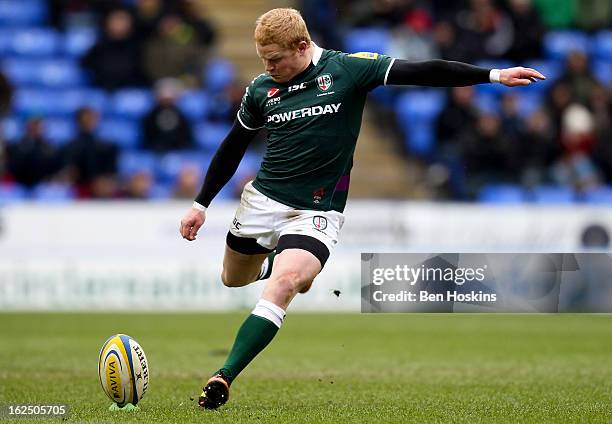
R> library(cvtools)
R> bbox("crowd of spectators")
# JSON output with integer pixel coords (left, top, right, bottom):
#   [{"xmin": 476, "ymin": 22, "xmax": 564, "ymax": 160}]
[
  {"xmin": 301, "ymin": 0, "xmax": 611, "ymax": 200},
  {"xmin": 0, "ymin": 0, "xmax": 258, "ymax": 201}
]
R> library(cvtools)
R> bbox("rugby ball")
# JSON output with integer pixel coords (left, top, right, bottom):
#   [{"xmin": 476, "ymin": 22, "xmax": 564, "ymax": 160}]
[{"xmin": 98, "ymin": 334, "xmax": 149, "ymax": 406}]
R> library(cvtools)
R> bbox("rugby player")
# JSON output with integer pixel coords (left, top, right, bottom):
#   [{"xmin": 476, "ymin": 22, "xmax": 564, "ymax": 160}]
[{"xmin": 179, "ymin": 8, "xmax": 545, "ymax": 409}]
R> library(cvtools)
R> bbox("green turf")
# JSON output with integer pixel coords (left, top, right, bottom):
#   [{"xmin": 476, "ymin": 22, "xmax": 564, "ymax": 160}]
[{"xmin": 0, "ymin": 313, "xmax": 611, "ymax": 423}]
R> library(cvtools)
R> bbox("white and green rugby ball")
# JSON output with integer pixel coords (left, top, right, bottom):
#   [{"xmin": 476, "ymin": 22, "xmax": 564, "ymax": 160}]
[{"xmin": 98, "ymin": 334, "xmax": 149, "ymax": 407}]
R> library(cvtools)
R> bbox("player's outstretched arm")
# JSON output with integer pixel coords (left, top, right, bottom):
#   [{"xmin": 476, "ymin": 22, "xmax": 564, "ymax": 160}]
[
  {"xmin": 180, "ymin": 120, "xmax": 259, "ymax": 241},
  {"xmin": 386, "ymin": 59, "xmax": 545, "ymax": 87}
]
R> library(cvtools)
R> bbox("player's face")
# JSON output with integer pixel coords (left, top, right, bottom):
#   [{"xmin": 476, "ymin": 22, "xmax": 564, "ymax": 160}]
[{"xmin": 256, "ymin": 43, "xmax": 307, "ymax": 83}]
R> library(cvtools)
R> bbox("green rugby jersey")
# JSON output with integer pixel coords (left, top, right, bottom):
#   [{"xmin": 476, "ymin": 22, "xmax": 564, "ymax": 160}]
[{"xmin": 237, "ymin": 44, "xmax": 394, "ymax": 212}]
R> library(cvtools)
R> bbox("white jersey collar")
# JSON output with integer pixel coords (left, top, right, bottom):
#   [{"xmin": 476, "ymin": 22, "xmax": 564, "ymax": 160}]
[{"xmin": 311, "ymin": 42, "xmax": 323, "ymax": 66}]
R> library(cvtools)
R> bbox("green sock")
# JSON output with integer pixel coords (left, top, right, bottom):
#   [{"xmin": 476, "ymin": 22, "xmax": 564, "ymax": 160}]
[{"xmin": 216, "ymin": 314, "xmax": 279, "ymax": 385}]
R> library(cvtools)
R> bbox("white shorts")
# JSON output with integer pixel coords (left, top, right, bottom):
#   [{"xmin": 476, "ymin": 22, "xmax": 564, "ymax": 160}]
[{"xmin": 228, "ymin": 181, "xmax": 345, "ymax": 258}]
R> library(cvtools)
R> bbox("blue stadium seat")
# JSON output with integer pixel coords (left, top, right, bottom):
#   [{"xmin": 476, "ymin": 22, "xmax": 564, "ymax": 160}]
[
  {"xmin": 0, "ymin": 29, "xmax": 13, "ymax": 55},
  {"xmin": 63, "ymin": 27, "xmax": 97, "ymax": 57},
  {"xmin": 395, "ymin": 90, "xmax": 446, "ymax": 156},
  {"xmin": 530, "ymin": 185, "xmax": 575, "ymax": 203},
  {"xmin": 97, "ymin": 119, "xmax": 140, "ymax": 148},
  {"xmin": 118, "ymin": 150, "xmax": 157, "ymax": 177},
  {"xmin": 343, "ymin": 27, "xmax": 391, "ymax": 55},
  {"xmin": 583, "ymin": 186, "xmax": 612, "ymax": 204},
  {"xmin": 1, "ymin": 116, "xmax": 24, "ymax": 141},
  {"xmin": 0, "ymin": 0, "xmax": 47, "ymax": 25},
  {"xmin": 9, "ymin": 28, "xmax": 60, "ymax": 56},
  {"xmin": 0, "ymin": 182, "xmax": 27, "ymax": 204},
  {"xmin": 13, "ymin": 88, "xmax": 61, "ymax": 115},
  {"xmin": 369, "ymin": 85, "xmax": 398, "ymax": 107},
  {"xmin": 2, "ymin": 58, "xmax": 40, "ymax": 86},
  {"xmin": 543, "ymin": 31, "xmax": 590, "ymax": 60},
  {"xmin": 204, "ymin": 59, "xmax": 236, "ymax": 93},
  {"xmin": 156, "ymin": 151, "xmax": 211, "ymax": 183},
  {"xmin": 478, "ymin": 184, "xmax": 525, "ymax": 203},
  {"xmin": 593, "ymin": 59, "xmax": 612, "ymax": 87},
  {"xmin": 44, "ymin": 118, "xmax": 76, "ymax": 145},
  {"xmin": 32, "ymin": 182, "xmax": 75, "ymax": 202},
  {"xmin": 194, "ymin": 122, "xmax": 231, "ymax": 152},
  {"xmin": 593, "ymin": 30, "xmax": 612, "ymax": 60},
  {"xmin": 177, "ymin": 90, "xmax": 210, "ymax": 121},
  {"xmin": 216, "ymin": 179, "xmax": 239, "ymax": 200},
  {"xmin": 515, "ymin": 92, "xmax": 544, "ymax": 118},
  {"xmin": 149, "ymin": 183, "xmax": 173, "ymax": 200},
  {"xmin": 474, "ymin": 92, "xmax": 500, "ymax": 114},
  {"xmin": 234, "ymin": 151, "xmax": 261, "ymax": 181},
  {"xmin": 13, "ymin": 88, "xmax": 108, "ymax": 116},
  {"xmin": 2, "ymin": 58, "xmax": 86, "ymax": 87},
  {"xmin": 110, "ymin": 89, "xmax": 154, "ymax": 119}
]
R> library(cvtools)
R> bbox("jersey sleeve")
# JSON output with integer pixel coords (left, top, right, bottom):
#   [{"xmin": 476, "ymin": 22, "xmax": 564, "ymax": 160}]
[
  {"xmin": 236, "ymin": 79, "xmax": 264, "ymax": 130},
  {"xmin": 339, "ymin": 52, "xmax": 395, "ymax": 91}
]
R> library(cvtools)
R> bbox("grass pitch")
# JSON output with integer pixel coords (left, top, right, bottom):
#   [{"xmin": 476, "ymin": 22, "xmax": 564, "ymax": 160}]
[{"xmin": 0, "ymin": 313, "xmax": 611, "ymax": 423}]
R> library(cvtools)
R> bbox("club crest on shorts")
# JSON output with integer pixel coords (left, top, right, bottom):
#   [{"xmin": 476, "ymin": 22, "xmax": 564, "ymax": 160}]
[
  {"xmin": 317, "ymin": 74, "xmax": 333, "ymax": 91},
  {"xmin": 312, "ymin": 216, "xmax": 328, "ymax": 231}
]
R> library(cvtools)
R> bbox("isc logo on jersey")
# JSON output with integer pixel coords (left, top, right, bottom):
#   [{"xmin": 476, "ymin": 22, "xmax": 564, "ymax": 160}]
[{"xmin": 98, "ymin": 334, "xmax": 149, "ymax": 407}]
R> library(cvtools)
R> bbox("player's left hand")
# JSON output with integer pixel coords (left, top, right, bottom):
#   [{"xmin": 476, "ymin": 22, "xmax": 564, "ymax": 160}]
[
  {"xmin": 500, "ymin": 67, "xmax": 546, "ymax": 87},
  {"xmin": 180, "ymin": 207, "xmax": 206, "ymax": 241}
]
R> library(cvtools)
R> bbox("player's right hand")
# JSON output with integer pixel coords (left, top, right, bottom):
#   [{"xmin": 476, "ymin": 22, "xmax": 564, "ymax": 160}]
[{"xmin": 180, "ymin": 207, "xmax": 206, "ymax": 241}]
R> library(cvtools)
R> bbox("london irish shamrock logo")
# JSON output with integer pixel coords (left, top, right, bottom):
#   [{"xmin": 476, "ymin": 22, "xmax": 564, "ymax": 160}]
[{"xmin": 317, "ymin": 74, "xmax": 333, "ymax": 91}]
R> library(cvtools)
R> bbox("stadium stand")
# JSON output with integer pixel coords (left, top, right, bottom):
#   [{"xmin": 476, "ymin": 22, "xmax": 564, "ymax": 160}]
[{"xmin": 0, "ymin": 0, "xmax": 610, "ymax": 204}]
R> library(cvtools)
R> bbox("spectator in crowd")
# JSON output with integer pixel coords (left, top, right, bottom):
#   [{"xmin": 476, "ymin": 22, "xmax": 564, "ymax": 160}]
[
  {"xmin": 551, "ymin": 103, "xmax": 601, "ymax": 191},
  {"xmin": 142, "ymin": 13, "xmax": 209, "ymax": 85},
  {"xmin": 346, "ymin": 0, "xmax": 413, "ymax": 28},
  {"xmin": 208, "ymin": 80, "xmax": 244, "ymax": 123},
  {"xmin": 556, "ymin": 50, "xmax": 601, "ymax": 105},
  {"xmin": 453, "ymin": 0, "xmax": 514, "ymax": 61},
  {"xmin": 505, "ymin": 0, "xmax": 545, "ymax": 61},
  {"xmin": 546, "ymin": 81, "xmax": 573, "ymax": 140},
  {"xmin": 49, "ymin": 0, "xmax": 117, "ymax": 29},
  {"xmin": 0, "ymin": 70, "xmax": 12, "ymax": 117},
  {"xmin": 436, "ymin": 86, "xmax": 479, "ymax": 147},
  {"xmin": 590, "ymin": 84, "xmax": 612, "ymax": 182},
  {"xmin": 134, "ymin": 0, "xmax": 166, "ymax": 42},
  {"xmin": 299, "ymin": 0, "xmax": 341, "ymax": 49},
  {"xmin": 432, "ymin": 20, "xmax": 470, "ymax": 62},
  {"xmin": 0, "ymin": 139, "xmax": 5, "ymax": 180},
  {"xmin": 63, "ymin": 108, "xmax": 119, "ymax": 198},
  {"xmin": 142, "ymin": 78, "xmax": 194, "ymax": 153},
  {"xmin": 173, "ymin": 164, "xmax": 201, "ymax": 199},
  {"xmin": 0, "ymin": 70, "xmax": 13, "ymax": 179},
  {"xmin": 576, "ymin": 0, "xmax": 612, "ymax": 30},
  {"xmin": 176, "ymin": 0, "xmax": 217, "ymax": 47},
  {"xmin": 82, "ymin": 8, "xmax": 147, "ymax": 91},
  {"xmin": 389, "ymin": 8, "xmax": 439, "ymax": 62},
  {"xmin": 5, "ymin": 118, "xmax": 62, "ymax": 188},
  {"xmin": 500, "ymin": 93, "xmax": 523, "ymax": 140},
  {"xmin": 532, "ymin": 0, "xmax": 576, "ymax": 28},
  {"xmin": 123, "ymin": 170, "xmax": 154, "ymax": 199},
  {"xmin": 519, "ymin": 108, "xmax": 561, "ymax": 187},
  {"xmin": 461, "ymin": 113, "xmax": 519, "ymax": 196}
]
